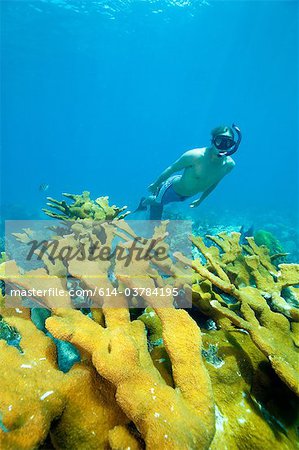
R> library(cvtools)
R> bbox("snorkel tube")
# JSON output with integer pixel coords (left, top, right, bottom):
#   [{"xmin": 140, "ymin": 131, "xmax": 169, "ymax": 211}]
[{"xmin": 218, "ymin": 123, "xmax": 242, "ymax": 157}]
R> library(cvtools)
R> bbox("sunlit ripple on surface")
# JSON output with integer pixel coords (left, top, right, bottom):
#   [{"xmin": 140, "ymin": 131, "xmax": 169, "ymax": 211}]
[{"xmin": 30, "ymin": 0, "xmax": 210, "ymax": 18}]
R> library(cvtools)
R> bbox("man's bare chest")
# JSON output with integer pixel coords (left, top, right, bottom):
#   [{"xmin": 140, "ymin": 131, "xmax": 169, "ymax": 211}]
[{"xmin": 190, "ymin": 159, "xmax": 227, "ymax": 180}]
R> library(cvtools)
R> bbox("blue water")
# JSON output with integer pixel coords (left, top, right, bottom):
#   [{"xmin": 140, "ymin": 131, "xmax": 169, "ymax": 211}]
[{"xmin": 1, "ymin": 1, "xmax": 298, "ymax": 236}]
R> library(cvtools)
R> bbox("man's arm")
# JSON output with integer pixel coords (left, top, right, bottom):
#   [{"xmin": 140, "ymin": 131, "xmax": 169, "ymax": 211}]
[
  {"xmin": 190, "ymin": 182, "xmax": 219, "ymax": 208},
  {"xmin": 148, "ymin": 151, "xmax": 196, "ymax": 194}
]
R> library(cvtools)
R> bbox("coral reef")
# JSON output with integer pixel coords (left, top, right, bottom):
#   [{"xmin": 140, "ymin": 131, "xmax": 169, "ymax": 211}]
[
  {"xmin": 43, "ymin": 191, "xmax": 130, "ymax": 221},
  {"xmin": 254, "ymin": 229, "xmax": 288, "ymax": 262},
  {"xmin": 202, "ymin": 328, "xmax": 299, "ymax": 449},
  {"xmin": 0, "ymin": 220, "xmax": 214, "ymax": 449},
  {"xmin": 0, "ymin": 310, "xmax": 129, "ymax": 450},
  {"xmin": 185, "ymin": 207, "xmax": 299, "ymax": 263},
  {"xmin": 175, "ymin": 232, "xmax": 299, "ymax": 395},
  {"xmin": 46, "ymin": 306, "xmax": 215, "ymax": 450},
  {"xmin": 0, "ymin": 215, "xmax": 298, "ymax": 449}
]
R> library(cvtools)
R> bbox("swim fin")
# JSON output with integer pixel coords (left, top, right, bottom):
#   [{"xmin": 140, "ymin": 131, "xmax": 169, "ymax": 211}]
[{"xmin": 134, "ymin": 197, "xmax": 148, "ymax": 213}]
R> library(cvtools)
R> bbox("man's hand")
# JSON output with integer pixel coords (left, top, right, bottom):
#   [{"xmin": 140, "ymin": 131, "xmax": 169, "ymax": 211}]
[
  {"xmin": 148, "ymin": 183, "xmax": 159, "ymax": 195},
  {"xmin": 189, "ymin": 199, "xmax": 201, "ymax": 208},
  {"xmin": 190, "ymin": 182, "xmax": 220, "ymax": 208}
]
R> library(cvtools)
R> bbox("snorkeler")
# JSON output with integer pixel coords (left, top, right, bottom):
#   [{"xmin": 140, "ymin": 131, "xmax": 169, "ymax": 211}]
[{"xmin": 136, "ymin": 124, "xmax": 241, "ymax": 220}]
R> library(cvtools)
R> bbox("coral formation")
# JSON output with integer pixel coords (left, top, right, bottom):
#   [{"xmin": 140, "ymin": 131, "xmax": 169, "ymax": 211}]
[
  {"xmin": 202, "ymin": 328, "xmax": 299, "ymax": 449},
  {"xmin": 254, "ymin": 229, "xmax": 287, "ymax": 259},
  {"xmin": 0, "ymin": 219, "xmax": 214, "ymax": 449},
  {"xmin": 0, "ymin": 214, "xmax": 298, "ymax": 449},
  {"xmin": 175, "ymin": 232, "xmax": 299, "ymax": 395},
  {"xmin": 0, "ymin": 309, "xmax": 131, "ymax": 450},
  {"xmin": 46, "ymin": 306, "xmax": 215, "ymax": 450},
  {"xmin": 42, "ymin": 191, "xmax": 130, "ymax": 221}
]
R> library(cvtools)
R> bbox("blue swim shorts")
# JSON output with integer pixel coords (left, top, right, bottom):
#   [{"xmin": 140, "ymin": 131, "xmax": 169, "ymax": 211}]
[{"xmin": 155, "ymin": 175, "xmax": 188, "ymax": 205}]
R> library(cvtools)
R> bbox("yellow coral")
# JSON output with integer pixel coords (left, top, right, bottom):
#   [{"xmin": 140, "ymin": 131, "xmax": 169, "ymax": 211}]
[
  {"xmin": 0, "ymin": 317, "xmax": 65, "ymax": 449},
  {"xmin": 46, "ymin": 303, "xmax": 215, "ymax": 450},
  {"xmin": 0, "ymin": 313, "xmax": 129, "ymax": 450},
  {"xmin": 2, "ymin": 221, "xmax": 298, "ymax": 449},
  {"xmin": 175, "ymin": 233, "xmax": 299, "ymax": 395},
  {"xmin": 203, "ymin": 330, "xmax": 298, "ymax": 450}
]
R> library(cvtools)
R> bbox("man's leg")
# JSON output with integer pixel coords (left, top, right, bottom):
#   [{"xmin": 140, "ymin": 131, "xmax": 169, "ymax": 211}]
[
  {"xmin": 149, "ymin": 202, "xmax": 164, "ymax": 220},
  {"xmin": 134, "ymin": 195, "xmax": 164, "ymax": 220},
  {"xmin": 150, "ymin": 183, "xmax": 188, "ymax": 220},
  {"xmin": 135, "ymin": 176, "xmax": 181, "ymax": 219},
  {"xmin": 134, "ymin": 196, "xmax": 159, "ymax": 213}
]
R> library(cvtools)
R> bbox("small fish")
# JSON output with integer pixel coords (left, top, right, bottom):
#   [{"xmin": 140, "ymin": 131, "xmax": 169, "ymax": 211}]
[{"xmin": 39, "ymin": 183, "xmax": 49, "ymax": 192}]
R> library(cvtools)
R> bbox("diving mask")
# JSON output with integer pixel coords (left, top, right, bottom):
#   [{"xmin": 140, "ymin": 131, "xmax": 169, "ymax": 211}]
[
  {"xmin": 213, "ymin": 135, "xmax": 235, "ymax": 150},
  {"xmin": 213, "ymin": 124, "xmax": 242, "ymax": 157}
]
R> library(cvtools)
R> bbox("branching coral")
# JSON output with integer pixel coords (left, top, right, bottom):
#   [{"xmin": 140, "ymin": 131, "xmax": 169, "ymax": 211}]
[
  {"xmin": 0, "ymin": 316, "xmax": 65, "ymax": 449},
  {"xmin": 46, "ymin": 305, "xmax": 215, "ymax": 450},
  {"xmin": 254, "ymin": 229, "xmax": 287, "ymax": 259},
  {"xmin": 202, "ymin": 328, "xmax": 299, "ymax": 449},
  {"xmin": 175, "ymin": 232, "xmax": 299, "ymax": 396},
  {"xmin": 1, "ymin": 220, "xmax": 214, "ymax": 449},
  {"xmin": 1, "ymin": 219, "xmax": 298, "ymax": 449},
  {"xmin": 0, "ymin": 310, "xmax": 130, "ymax": 450},
  {"xmin": 2, "ymin": 260, "xmax": 72, "ymax": 309},
  {"xmin": 43, "ymin": 191, "xmax": 129, "ymax": 221},
  {"xmin": 39, "ymin": 220, "xmax": 214, "ymax": 447}
]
